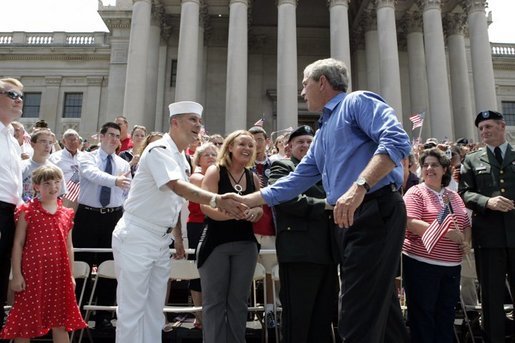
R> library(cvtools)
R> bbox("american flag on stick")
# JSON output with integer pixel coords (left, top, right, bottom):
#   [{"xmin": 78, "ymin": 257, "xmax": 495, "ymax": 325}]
[
  {"xmin": 63, "ymin": 170, "xmax": 80, "ymax": 203},
  {"xmin": 409, "ymin": 112, "xmax": 425, "ymax": 130},
  {"xmin": 421, "ymin": 199, "xmax": 455, "ymax": 253},
  {"xmin": 253, "ymin": 117, "xmax": 264, "ymax": 127}
]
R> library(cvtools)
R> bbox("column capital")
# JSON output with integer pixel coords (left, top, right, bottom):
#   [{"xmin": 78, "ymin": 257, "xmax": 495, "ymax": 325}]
[
  {"xmin": 401, "ymin": 10, "xmax": 423, "ymax": 33},
  {"xmin": 444, "ymin": 12, "xmax": 467, "ymax": 36},
  {"xmin": 132, "ymin": 0, "xmax": 152, "ymax": 4},
  {"xmin": 45, "ymin": 76, "xmax": 62, "ymax": 86},
  {"xmin": 229, "ymin": 0, "xmax": 249, "ymax": 4},
  {"xmin": 327, "ymin": 0, "xmax": 350, "ymax": 7},
  {"xmin": 374, "ymin": 0, "xmax": 396, "ymax": 10},
  {"xmin": 180, "ymin": 0, "xmax": 200, "ymax": 4},
  {"xmin": 361, "ymin": 9, "xmax": 378, "ymax": 31},
  {"xmin": 87, "ymin": 76, "xmax": 104, "ymax": 86},
  {"xmin": 415, "ymin": 0, "xmax": 442, "ymax": 11},
  {"xmin": 277, "ymin": 0, "xmax": 298, "ymax": 6},
  {"xmin": 462, "ymin": 0, "xmax": 488, "ymax": 15}
]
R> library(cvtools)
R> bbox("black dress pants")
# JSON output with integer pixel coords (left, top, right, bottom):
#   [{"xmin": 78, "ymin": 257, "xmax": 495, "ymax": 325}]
[
  {"xmin": 334, "ymin": 189, "xmax": 409, "ymax": 343},
  {"xmin": 0, "ymin": 201, "xmax": 16, "ymax": 327}
]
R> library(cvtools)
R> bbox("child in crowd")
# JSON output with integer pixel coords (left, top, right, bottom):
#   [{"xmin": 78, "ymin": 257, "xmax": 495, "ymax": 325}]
[{"xmin": 0, "ymin": 165, "xmax": 87, "ymax": 342}]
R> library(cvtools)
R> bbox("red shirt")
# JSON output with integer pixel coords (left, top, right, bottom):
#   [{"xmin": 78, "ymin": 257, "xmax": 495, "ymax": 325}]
[
  {"xmin": 403, "ymin": 183, "xmax": 470, "ymax": 264},
  {"xmin": 119, "ymin": 136, "xmax": 133, "ymax": 153}
]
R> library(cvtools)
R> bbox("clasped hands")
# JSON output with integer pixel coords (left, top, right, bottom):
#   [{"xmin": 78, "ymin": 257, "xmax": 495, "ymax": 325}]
[{"xmin": 217, "ymin": 193, "xmax": 262, "ymax": 221}]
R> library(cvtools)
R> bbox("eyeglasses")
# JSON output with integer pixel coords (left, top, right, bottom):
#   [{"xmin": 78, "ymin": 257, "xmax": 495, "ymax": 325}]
[{"xmin": 0, "ymin": 90, "xmax": 24, "ymax": 101}]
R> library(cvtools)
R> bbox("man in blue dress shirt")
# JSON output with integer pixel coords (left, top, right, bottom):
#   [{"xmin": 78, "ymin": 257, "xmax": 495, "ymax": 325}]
[{"xmin": 226, "ymin": 58, "xmax": 411, "ymax": 342}]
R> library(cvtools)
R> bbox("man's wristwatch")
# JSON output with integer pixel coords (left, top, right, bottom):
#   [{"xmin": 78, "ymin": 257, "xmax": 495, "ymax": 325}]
[
  {"xmin": 209, "ymin": 194, "xmax": 218, "ymax": 208},
  {"xmin": 355, "ymin": 177, "xmax": 370, "ymax": 192}
]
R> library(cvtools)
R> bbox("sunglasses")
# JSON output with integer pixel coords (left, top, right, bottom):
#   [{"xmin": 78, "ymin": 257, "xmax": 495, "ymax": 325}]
[{"xmin": 0, "ymin": 90, "xmax": 24, "ymax": 101}]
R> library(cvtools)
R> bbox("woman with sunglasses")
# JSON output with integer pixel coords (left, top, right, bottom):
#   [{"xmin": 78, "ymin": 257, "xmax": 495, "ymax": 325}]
[{"xmin": 198, "ymin": 130, "xmax": 263, "ymax": 343}]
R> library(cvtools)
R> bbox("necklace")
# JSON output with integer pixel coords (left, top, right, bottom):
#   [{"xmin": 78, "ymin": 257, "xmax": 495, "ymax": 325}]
[{"xmin": 227, "ymin": 169, "xmax": 245, "ymax": 194}]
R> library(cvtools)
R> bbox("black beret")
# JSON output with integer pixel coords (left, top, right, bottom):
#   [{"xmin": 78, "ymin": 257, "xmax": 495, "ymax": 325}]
[
  {"xmin": 475, "ymin": 110, "xmax": 504, "ymax": 127},
  {"xmin": 287, "ymin": 125, "xmax": 315, "ymax": 143}
]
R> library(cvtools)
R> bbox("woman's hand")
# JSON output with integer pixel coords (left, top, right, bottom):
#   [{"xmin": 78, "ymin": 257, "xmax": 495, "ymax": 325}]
[
  {"xmin": 245, "ymin": 207, "xmax": 263, "ymax": 223},
  {"xmin": 71, "ymin": 275, "xmax": 77, "ymax": 290},
  {"xmin": 445, "ymin": 228, "xmax": 464, "ymax": 244},
  {"xmin": 460, "ymin": 241, "xmax": 472, "ymax": 255},
  {"xmin": 173, "ymin": 238, "xmax": 186, "ymax": 259},
  {"xmin": 11, "ymin": 274, "xmax": 26, "ymax": 292}
]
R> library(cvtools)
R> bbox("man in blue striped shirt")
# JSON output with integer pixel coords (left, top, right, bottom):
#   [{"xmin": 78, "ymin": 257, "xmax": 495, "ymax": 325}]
[{"xmin": 226, "ymin": 58, "xmax": 411, "ymax": 343}]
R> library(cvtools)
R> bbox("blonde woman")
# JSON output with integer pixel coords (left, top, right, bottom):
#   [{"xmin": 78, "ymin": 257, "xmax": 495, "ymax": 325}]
[{"xmin": 199, "ymin": 130, "xmax": 263, "ymax": 343}]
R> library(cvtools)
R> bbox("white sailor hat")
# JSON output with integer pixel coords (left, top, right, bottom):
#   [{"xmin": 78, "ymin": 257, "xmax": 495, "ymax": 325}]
[{"xmin": 168, "ymin": 101, "xmax": 203, "ymax": 118}]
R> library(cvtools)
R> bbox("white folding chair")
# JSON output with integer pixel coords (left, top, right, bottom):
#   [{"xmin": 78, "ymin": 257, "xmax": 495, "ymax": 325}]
[
  {"xmin": 70, "ymin": 261, "xmax": 90, "ymax": 342},
  {"xmin": 248, "ymin": 262, "xmax": 267, "ymax": 343},
  {"xmin": 163, "ymin": 259, "xmax": 202, "ymax": 315},
  {"xmin": 79, "ymin": 260, "xmax": 117, "ymax": 343},
  {"xmin": 270, "ymin": 264, "xmax": 282, "ymax": 343}
]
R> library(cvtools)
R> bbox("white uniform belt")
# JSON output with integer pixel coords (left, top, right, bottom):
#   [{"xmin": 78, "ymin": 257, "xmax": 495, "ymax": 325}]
[{"xmin": 123, "ymin": 212, "xmax": 172, "ymax": 235}]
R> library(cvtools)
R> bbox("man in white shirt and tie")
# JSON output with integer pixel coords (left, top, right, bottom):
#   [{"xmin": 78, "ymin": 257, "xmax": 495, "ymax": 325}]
[
  {"xmin": 73, "ymin": 121, "xmax": 131, "ymax": 330},
  {"xmin": 0, "ymin": 78, "xmax": 24, "ymax": 328}
]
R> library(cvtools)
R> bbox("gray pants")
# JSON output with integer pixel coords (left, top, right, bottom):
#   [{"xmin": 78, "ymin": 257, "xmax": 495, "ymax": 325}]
[{"xmin": 199, "ymin": 241, "xmax": 258, "ymax": 343}]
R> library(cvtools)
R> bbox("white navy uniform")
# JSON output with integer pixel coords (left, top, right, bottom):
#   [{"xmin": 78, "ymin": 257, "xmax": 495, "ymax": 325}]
[{"xmin": 112, "ymin": 133, "xmax": 190, "ymax": 343}]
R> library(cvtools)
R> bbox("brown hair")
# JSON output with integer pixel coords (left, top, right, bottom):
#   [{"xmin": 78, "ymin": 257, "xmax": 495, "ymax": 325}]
[
  {"xmin": 218, "ymin": 130, "xmax": 256, "ymax": 168},
  {"xmin": 32, "ymin": 165, "xmax": 63, "ymax": 185}
]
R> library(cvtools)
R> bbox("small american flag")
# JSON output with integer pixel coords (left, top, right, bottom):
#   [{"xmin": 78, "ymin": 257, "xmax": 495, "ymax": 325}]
[
  {"xmin": 409, "ymin": 112, "xmax": 425, "ymax": 130},
  {"xmin": 63, "ymin": 170, "xmax": 80, "ymax": 203},
  {"xmin": 254, "ymin": 118, "xmax": 264, "ymax": 127},
  {"xmin": 421, "ymin": 202, "xmax": 454, "ymax": 253}
]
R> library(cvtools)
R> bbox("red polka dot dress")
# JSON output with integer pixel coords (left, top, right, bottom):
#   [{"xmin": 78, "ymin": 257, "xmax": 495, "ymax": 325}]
[{"xmin": 0, "ymin": 199, "xmax": 87, "ymax": 339}]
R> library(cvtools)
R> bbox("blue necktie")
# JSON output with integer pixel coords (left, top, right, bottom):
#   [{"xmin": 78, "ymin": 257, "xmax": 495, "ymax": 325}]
[{"xmin": 99, "ymin": 155, "xmax": 112, "ymax": 207}]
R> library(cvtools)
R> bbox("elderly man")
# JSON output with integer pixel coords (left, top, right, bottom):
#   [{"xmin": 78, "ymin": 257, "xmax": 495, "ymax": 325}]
[
  {"xmin": 459, "ymin": 110, "xmax": 515, "ymax": 343},
  {"xmin": 226, "ymin": 58, "xmax": 411, "ymax": 342},
  {"xmin": 0, "ymin": 78, "xmax": 24, "ymax": 327},
  {"xmin": 268, "ymin": 125, "xmax": 339, "ymax": 342},
  {"xmin": 112, "ymin": 101, "xmax": 246, "ymax": 343}
]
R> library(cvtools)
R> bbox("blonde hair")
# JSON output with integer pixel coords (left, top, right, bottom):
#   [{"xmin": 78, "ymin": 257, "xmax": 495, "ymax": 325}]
[
  {"xmin": 32, "ymin": 165, "xmax": 63, "ymax": 185},
  {"xmin": 218, "ymin": 130, "xmax": 256, "ymax": 168},
  {"xmin": 0, "ymin": 78, "xmax": 24, "ymax": 90},
  {"xmin": 193, "ymin": 142, "xmax": 218, "ymax": 167}
]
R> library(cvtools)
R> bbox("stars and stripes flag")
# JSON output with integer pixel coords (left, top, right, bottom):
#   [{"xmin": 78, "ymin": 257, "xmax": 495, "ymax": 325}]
[
  {"xmin": 409, "ymin": 112, "xmax": 425, "ymax": 130},
  {"xmin": 421, "ymin": 201, "xmax": 455, "ymax": 253},
  {"xmin": 63, "ymin": 170, "xmax": 80, "ymax": 203}
]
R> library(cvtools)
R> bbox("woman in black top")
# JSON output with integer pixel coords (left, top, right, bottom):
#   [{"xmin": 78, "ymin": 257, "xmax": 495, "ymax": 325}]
[{"xmin": 199, "ymin": 130, "xmax": 263, "ymax": 343}]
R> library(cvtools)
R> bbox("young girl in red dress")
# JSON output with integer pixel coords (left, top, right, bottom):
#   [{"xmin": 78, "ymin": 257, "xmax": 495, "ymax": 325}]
[{"xmin": 0, "ymin": 165, "xmax": 87, "ymax": 342}]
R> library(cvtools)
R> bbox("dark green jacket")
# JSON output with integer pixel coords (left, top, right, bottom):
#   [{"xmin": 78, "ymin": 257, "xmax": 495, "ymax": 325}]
[
  {"xmin": 268, "ymin": 157, "xmax": 338, "ymax": 264},
  {"xmin": 459, "ymin": 144, "xmax": 515, "ymax": 247}
]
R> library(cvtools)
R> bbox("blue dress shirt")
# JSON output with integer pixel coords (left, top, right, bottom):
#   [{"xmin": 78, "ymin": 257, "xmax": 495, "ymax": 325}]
[{"xmin": 261, "ymin": 91, "xmax": 411, "ymax": 205}]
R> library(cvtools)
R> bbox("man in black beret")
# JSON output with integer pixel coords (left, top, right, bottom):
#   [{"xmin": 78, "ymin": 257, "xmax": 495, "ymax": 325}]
[
  {"xmin": 459, "ymin": 110, "xmax": 515, "ymax": 342},
  {"xmin": 268, "ymin": 125, "xmax": 339, "ymax": 342}
]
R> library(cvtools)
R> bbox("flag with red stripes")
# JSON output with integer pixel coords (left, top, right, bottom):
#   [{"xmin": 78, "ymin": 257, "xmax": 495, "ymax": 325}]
[
  {"xmin": 254, "ymin": 118, "xmax": 264, "ymax": 127},
  {"xmin": 63, "ymin": 170, "xmax": 80, "ymax": 203},
  {"xmin": 421, "ymin": 204, "xmax": 454, "ymax": 253},
  {"xmin": 409, "ymin": 112, "xmax": 425, "ymax": 130}
]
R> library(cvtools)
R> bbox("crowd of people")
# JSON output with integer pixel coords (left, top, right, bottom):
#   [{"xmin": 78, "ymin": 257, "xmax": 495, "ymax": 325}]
[{"xmin": 0, "ymin": 56, "xmax": 513, "ymax": 343}]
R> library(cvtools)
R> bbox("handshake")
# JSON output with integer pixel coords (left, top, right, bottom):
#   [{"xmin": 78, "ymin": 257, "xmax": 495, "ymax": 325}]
[{"xmin": 215, "ymin": 192, "xmax": 264, "ymax": 221}]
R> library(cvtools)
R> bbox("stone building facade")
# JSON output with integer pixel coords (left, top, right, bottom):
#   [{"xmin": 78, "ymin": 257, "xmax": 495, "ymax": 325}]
[{"xmin": 1, "ymin": 0, "xmax": 514, "ymax": 143}]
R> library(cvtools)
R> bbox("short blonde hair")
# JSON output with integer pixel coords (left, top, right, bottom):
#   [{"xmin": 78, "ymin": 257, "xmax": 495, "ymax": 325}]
[
  {"xmin": 218, "ymin": 130, "xmax": 256, "ymax": 168},
  {"xmin": 193, "ymin": 142, "xmax": 218, "ymax": 167},
  {"xmin": 32, "ymin": 165, "xmax": 63, "ymax": 185},
  {"xmin": 0, "ymin": 78, "xmax": 24, "ymax": 91}
]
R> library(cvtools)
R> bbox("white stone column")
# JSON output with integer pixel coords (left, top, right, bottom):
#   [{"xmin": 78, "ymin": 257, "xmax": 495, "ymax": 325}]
[
  {"xmin": 466, "ymin": 0, "xmax": 497, "ymax": 112},
  {"xmin": 175, "ymin": 0, "xmax": 200, "ymax": 101},
  {"xmin": 352, "ymin": 36, "xmax": 368, "ymax": 90},
  {"xmin": 419, "ymin": 0, "xmax": 453, "ymax": 140},
  {"xmin": 105, "ymin": 19, "xmax": 130, "ymax": 118},
  {"xmin": 82, "ymin": 76, "xmax": 104, "ymax": 137},
  {"xmin": 123, "ymin": 0, "xmax": 152, "ymax": 127},
  {"xmin": 40, "ymin": 77, "xmax": 62, "ymax": 133},
  {"xmin": 363, "ymin": 11, "xmax": 380, "ymax": 94},
  {"xmin": 277, "ymin": 0, "xmax": 298, "ymax": 130},
  {"xmin": 445, "ymin": 13, "xmax": 475, "ymax": 141},
  {"xmin": 376, "ymin": 0, "xmax": 403, "ymax": 121},
  {"xmin": 329, "ymin": 0, "xmax": 352, "ymax": 91},
  {"xmin": 225, "ymin": 0, "xmax": 248, "ymax": 133},
  {"xmin": 403, "ymin": 10, "xmax": 431, "ymax": 139},
  {"xmin": 155, "ymin": 43, "xmax": 168, "ymax": 131},
  {"xmin": 144, "ymin": 10, "xmax": 162, "ymax": 130}
]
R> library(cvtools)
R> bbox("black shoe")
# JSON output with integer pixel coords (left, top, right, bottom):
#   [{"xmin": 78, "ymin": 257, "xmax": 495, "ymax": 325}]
[{"xmin": 95, "ymin": 318, "xmax": 113, "ymax": 330}]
